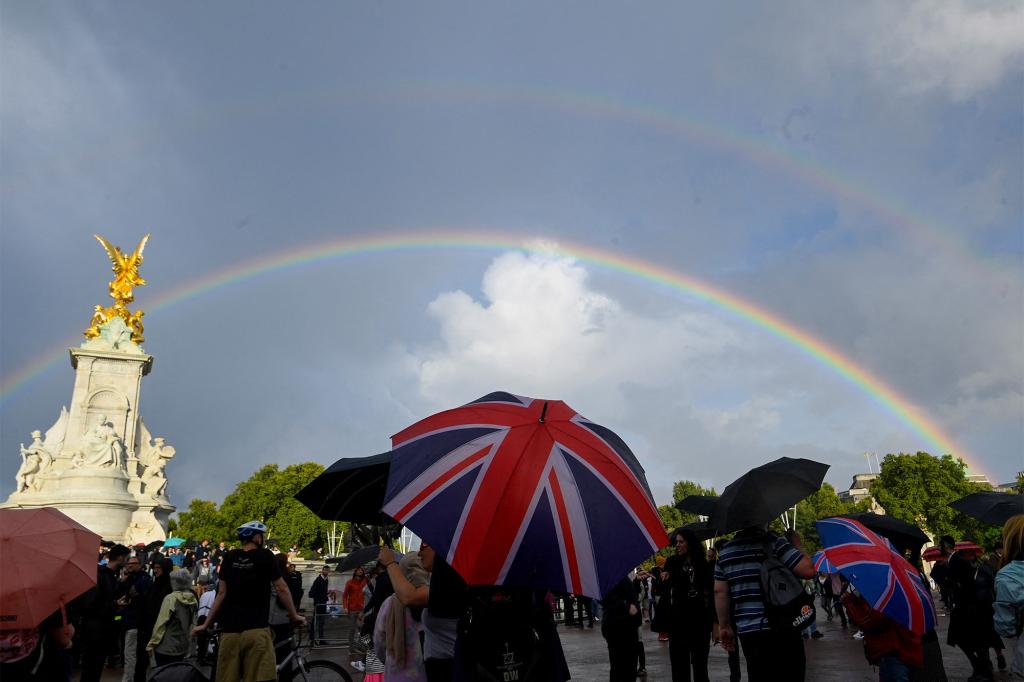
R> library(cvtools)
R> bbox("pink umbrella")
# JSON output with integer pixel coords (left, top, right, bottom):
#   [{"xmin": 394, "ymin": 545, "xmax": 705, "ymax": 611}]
[{"xmin": 0, "ymin": 507, "xmax": 101, "ymax": 630}]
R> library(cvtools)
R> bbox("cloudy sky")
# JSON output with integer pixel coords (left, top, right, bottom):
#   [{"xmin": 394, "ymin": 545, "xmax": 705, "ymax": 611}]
[{"xmin": 2, "ymin": 1, "xmax": 1022, "ymax": 511}]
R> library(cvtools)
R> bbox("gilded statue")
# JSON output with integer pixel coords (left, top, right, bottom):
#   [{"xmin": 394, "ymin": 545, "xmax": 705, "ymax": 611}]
[{"xmin": 84, "ymin": 234, "xmax": 150, "ymax": 343}]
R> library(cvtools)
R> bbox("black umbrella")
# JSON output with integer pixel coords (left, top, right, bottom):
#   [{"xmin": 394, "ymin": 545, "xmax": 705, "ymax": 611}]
[
  {"xmin": 295, "ymin": 452, "xmax": 392, "ymax": 525},
  {"xmin": 329, "ymin": 545, "xmax": 403, "ymax": 573},
  {"xmin": 679, "ymin": 521, "xmax": 718, "ymax": 541},
  {"xmin": 708, "ymin": 457, "xmax": 829, "ymax": 534},
  {"xmin": 676, "ymin": 495, "xmax": 718, "ymax": 517},
  {"xmin": 951, "ymin": 491, "xmax": 1024, "ymax": 526},
  {"xmin": 840, "ymin": 512, "xmax": 929, "ymax": 555},
  {"xmin": 144, "ymin": 539, "xmax": 164, "ymax": 552}
]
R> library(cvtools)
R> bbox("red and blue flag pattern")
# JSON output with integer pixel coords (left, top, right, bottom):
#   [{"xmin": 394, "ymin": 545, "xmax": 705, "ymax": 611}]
[
  {"xmin": 382, "ymin": 392, "xmax": 668, "ymax": 598},
  {"xmin": 815, "ymin": 517, "xmax": 937, "ymax": 635},
  {"xmin": 811, "ymin": 550, "xmax": 837, "ymax": 574}
]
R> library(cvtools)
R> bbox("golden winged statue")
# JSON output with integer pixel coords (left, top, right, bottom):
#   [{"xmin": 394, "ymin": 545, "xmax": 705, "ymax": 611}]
[{"xmin": 84, "ymin": 234, "xmax": 150, "ymax": 343}]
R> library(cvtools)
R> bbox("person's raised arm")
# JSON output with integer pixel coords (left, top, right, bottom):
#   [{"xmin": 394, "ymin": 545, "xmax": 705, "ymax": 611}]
[
  {"xmin": 377, "ymin": 546, "xmax": 428, "ymax": 607},
  {"xmin": 792, "ymin": 554, "xmax": 816, "ymax": 579}
]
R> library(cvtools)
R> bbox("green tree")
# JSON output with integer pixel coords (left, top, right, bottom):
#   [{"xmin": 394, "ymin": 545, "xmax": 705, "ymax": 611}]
[
  {"xmin": 176, "ymin": 498, "xmax": 231, "ymax": 543},
  {"xmin": 870, "ymin": 452, "xmax": 992, "ymax": 543},
  {"xmin": 218, "ymin": 462, "xmax": 336, "ymax": 550},
  {"xmin": 658, "ymin": 504, "xmax": 685, "ymax": 533},
  {"xmin": 671, "ymin": 480, "xmax": 718, "ymax": 526},
  {"xmin": 791, "ymin": 483, "xmax": 869, "ymax": 552}
]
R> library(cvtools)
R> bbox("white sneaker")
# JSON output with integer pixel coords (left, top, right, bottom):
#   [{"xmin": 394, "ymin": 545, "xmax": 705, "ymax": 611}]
[
  {"xmin": 352, "ymin": 661, "xmax": 365, "ymax": 672},
  {"xmin": 852, "ymin": 631, "xmax": 864, "ymax": 640}
]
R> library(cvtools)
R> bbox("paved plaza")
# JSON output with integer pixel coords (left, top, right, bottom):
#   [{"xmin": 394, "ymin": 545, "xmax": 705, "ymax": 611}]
[{"xmin": 92, "ymin": 594, "xmax": 1018, "ymax": 681}]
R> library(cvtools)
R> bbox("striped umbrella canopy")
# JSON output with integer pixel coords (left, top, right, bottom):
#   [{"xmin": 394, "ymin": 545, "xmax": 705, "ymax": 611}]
[
  {"xmin": 815, "ymin": 517, "xmax": 937, "ymax": 635},
  {"xmin": 812, "ymin": 550, "xmax": 837, "ymax": 574},
  {"xmin": 381, "ymin": 392, "xmax": 669, "ymax": 598}
]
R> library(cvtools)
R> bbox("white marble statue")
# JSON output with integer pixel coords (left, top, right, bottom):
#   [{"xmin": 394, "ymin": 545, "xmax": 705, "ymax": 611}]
[
  {"xmin": 124, "ymin": 514, "xmax": 164, "ymax": 545},
  {"xmin": 15, "ymin": 431, "xmax": 53, "ymax": 492},
  {"xmin": 72, "ymin": 415, "xmax": 127, "ymax": 469},
  {"xmin": 140, "ymin": 437, "xmax": 174, "ymax": 499}
]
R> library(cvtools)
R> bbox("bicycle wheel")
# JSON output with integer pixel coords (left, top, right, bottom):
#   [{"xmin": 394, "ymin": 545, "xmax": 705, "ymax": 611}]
[{"xmin": 285, "ymin": 658, "xmax": 353, "ymax": 682}]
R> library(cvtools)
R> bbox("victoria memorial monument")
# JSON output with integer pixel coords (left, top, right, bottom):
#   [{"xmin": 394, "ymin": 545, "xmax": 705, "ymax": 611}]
[{"xmin": 2, "ymin": 235, "xmax": 176, "ymax": 543}]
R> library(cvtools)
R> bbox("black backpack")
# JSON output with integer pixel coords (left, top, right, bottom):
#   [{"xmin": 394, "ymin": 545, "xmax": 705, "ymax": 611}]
[
  {"xmin": 759, "ymin": 540, "xmax": 815, "ymax": 632},
  {"xmin": 458, "ymin": 590, "xmax": 544, "ymax": 682}
]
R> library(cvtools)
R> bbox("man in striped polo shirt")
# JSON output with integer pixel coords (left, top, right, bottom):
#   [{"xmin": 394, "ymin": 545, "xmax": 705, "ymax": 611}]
[{"xmin": 713, "ymin": 526, "xmax": 816, "ymax": 681}]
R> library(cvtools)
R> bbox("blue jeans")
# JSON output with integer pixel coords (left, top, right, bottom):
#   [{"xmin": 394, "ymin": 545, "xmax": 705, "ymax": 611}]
[{"xmin": 877, "ymin": 654, "xmax": 910, "ymax": 682}]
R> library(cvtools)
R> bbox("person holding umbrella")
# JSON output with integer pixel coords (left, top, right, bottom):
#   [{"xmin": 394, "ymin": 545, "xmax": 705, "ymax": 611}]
[
  {"xmin": 709, "ymin": 457, "xmax": 823, "ymax": 682},
  {"xmin": 835, "ymin": 573, "xmax": 924, "ymax": 681},
  {"xmin": 0, "ymin": 508, "xmax": 102, "ymax": 682},
  {"xmin": 714, "ymin": 525, "xmax": 815, "ymax": 680},
  {"xmin": 947, "ymin": 540, "xmax": 1002, "ymax": 680}
]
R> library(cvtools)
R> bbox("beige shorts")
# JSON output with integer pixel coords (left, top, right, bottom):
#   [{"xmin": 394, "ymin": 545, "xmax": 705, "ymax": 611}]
[{"xmin": 216, "ymin": 627, "xmax": 276, "ymax": 682}]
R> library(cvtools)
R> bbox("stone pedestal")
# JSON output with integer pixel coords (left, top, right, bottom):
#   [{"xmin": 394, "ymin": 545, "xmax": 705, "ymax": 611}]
[{"xmin": 3, "ymin": 318, "xmax": 176, "ymax": 543}]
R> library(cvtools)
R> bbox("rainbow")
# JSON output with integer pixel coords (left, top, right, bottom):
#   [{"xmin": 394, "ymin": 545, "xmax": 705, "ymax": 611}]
[{"xmin": 0, "ymin": 229, "xmax": 981, "ymax": 477}]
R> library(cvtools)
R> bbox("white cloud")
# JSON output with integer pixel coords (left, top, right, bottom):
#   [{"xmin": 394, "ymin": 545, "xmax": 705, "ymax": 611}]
[
  {"xmin": 696, "ymin": 397, "xmax": 783, "ymax": 440},
  {"xmin": 847, "ymin": 0, "xmax": 1024, "ymax": 101},
  {"xmin": 406, "ymin": 250, "xmax": 740, "ymax": 413}
]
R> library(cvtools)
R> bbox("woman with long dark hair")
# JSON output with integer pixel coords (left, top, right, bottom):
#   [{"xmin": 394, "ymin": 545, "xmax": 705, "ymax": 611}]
[{"xmin": 663, "ymin": 528, "xmax": 714, "ymax": 682}]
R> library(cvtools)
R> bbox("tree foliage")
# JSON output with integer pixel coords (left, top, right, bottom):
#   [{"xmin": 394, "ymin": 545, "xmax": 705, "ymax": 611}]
[
  {"xmin": 176, "ymin": 498, "xmax": 231, "ymax": 543},
  {"xmin": 173, "ymin": 462, "xmax": 343, "ymax": 550},
  {"xmin": 791, "ymin": 483, "xmax": 869, "ymax": 552},
  {"xmin": 671, "ymin": 480, "xmax": 718, "ymax": 526},
  {"xmin": 870, "ymin": 452, "xmax": 999, "ymax": 547}
]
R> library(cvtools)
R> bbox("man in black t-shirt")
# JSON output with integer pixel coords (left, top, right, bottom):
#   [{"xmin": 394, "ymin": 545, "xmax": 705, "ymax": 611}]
[{"xmin": 194, "ymin": 521, "xmax": 304, "ymax": 682}]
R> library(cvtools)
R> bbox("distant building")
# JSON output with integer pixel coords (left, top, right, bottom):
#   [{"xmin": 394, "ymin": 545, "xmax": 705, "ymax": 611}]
[
  {"xmin": 839, "ymin": 473, "xmax": 879, "ymax": 505},
  {"xmin": 967, "ymin": 473, "xmax": 993, "ymax": 487}
]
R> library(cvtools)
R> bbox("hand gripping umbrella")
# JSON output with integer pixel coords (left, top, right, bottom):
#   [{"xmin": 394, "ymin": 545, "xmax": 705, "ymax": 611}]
[
  {"xmin": 381, "ymin": 392, "xmax": 669, "ymax": 598},
  {"xmin": 708, "ymin": 457, "xmax": 829, "ymax": 535},
  {"xmin": 0, "ymin": 507, "xmax": 101, "ymax": 630},
  {"xmin": 815, "ymin": 517, "xmax": 937, "ymax": 635},
  {"xmin": 950, "ymin": 491, "xmax": 1024, "ymax": 526}
]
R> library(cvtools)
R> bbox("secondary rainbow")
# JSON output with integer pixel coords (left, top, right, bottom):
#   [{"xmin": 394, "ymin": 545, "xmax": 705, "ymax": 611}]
[{"xmin": 0, "ymin": 229, "xmax": 978, "ymax": 475}]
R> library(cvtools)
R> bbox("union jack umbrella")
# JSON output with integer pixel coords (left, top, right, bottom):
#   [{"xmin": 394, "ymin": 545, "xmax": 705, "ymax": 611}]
[
  {"xmin": 381, "ymin": 392, "xmax": 669, "ymax": 598},
  {"xmin": 811, "ymin": 550, "xmax": 837, "ymax": 574},
  {"xmin": 814, "ymin": 517, "xmax": 937, "ymax": 635}
]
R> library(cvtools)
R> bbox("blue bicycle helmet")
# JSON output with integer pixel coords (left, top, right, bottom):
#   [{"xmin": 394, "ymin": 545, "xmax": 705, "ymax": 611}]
[{"xmin": 237, "ymin": 520, "xmax": 268, "ymax": 541}]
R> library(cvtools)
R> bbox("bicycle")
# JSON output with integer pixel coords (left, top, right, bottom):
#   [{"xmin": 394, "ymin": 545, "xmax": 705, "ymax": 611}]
[
  {"xmin": 276, "ymin": 627, "xmax": 352, "ymax": 682},
  {"xmin": 147, "ymin": 626, "xmax": 351, "ymax": 682}
]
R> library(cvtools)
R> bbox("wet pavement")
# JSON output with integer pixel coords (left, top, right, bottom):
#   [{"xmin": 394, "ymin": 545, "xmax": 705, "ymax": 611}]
[{"xmin": 94, "ymin": 598, "xmax": 1019, "ymax": 681}]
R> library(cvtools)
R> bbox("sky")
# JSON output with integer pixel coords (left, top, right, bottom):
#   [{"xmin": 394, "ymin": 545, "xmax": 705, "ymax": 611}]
[{"xmin": 2, "ymin": 1, "xmax": 1022, "ymax": 512}]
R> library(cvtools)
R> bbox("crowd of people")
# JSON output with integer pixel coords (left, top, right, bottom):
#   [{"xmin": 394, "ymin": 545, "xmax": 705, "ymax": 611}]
[
  {"xmin": 926, "ymin": 520, "xmax": 1024, "ymax": 681},
  {"xmin": 2, "ymin": 513, "xmax": 1022, "ymax": 682}
]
